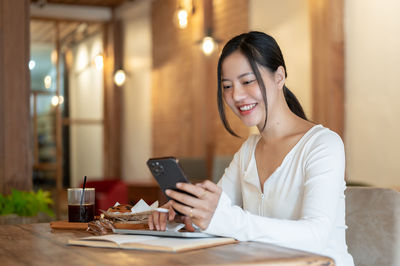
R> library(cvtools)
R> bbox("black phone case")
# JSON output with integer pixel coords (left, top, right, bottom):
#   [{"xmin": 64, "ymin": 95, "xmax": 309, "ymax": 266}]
[{"xmin": 146, "ymin": 157, "xmax": 193, "ymax": 215}]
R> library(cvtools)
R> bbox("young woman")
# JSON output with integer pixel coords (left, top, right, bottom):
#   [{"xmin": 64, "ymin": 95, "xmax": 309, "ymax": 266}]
[{"xmin": 148, "ymin": 31, "xmax": 354, "ymax": 266}]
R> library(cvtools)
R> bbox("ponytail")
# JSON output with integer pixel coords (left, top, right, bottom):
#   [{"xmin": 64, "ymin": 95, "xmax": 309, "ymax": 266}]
[{"xmin": 283, "ymin": 85, "xmax": 307, "ymax": 120}]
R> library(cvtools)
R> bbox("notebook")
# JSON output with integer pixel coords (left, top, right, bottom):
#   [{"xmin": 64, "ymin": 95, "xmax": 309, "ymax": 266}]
[
  {"xmin": 68, "ymin": 233, "xmax": 236, "ymax": 252},
  {"xmin": 112, "ymin": 228, "xmax": 215, "ymax": 238}
]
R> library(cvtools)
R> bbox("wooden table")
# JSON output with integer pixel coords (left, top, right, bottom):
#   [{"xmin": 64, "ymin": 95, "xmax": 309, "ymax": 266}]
[{"xmin": 0, "ymin": 223, "xmax": 334, "ymax": 265}]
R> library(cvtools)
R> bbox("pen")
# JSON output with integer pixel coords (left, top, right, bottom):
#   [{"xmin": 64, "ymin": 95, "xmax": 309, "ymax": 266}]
[{"xmin": 155, "ymin": 208, "xmax": 169, "ymax": 213}]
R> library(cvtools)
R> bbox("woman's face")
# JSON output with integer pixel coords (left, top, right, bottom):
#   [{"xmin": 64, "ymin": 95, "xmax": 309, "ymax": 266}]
[{"xmin": 221, "ymin": 51, "xmax": 279, "ymax": 129}]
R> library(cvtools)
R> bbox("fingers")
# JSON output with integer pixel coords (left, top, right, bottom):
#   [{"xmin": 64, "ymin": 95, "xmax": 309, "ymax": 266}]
[
  {"xmin": 181, "ymin": 216, "xmax": 195, "ymax": 232},
  {"xmin": 195, "ymin": 183, "xmax": 206, "ymax": 190},
  {"xmin": 165, "ymin": 189, "xmax": 202, "ymax": 208},
  {"xmin": 148, "ymin": 201, "xmax": 175, "ymax": 231},
  {"xmin": 177, "ymin": 180, "xmax": 220, "ymax": 197},
  {"xmin": 157, "ymin": 181, "xmax": 220, "ymax": 232},
  {"xmin": 159, "ymin": 211, "xmax": 168, "ymax": 231},
  {"xmin": 148, "ymin": 212, "xmax": 154, "ymax": 230},
  {"xmin": 175, "ymin": 182, "xmax": 208, "ymax": 198},
  {"xmin": 168, "ymin": 206, "xmax": 176, "ymax": 221},
  {"xmin": 200, "ymin": 180, "xmax": 221, "ymax": 193},
  {"xmin": 151, "ymin": 210, "xmax": 161, "ymax": 230},
  {"xmin": 169, "ymin": 200, "xmax": 192, "ymax": 218},
  {"xmin": 176, "ymin": 182, "xmax": 204, "ymax": 198}
]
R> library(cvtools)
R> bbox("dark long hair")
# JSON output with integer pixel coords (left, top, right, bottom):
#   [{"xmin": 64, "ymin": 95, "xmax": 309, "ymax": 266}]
[{"xmin": 217, "ymin": 31, "xmax": 307, "ymax": 137}]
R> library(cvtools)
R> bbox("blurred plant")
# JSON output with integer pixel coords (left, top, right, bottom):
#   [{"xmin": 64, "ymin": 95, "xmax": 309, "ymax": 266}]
[{"xmin": 0, "ymin": 189, "xmax": 54, "ymax": 217}]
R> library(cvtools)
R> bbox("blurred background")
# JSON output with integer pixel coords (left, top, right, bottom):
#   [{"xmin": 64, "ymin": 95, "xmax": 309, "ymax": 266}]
[{"xmin": 1, "ymin": 0, "xmax": 399, "ymax": 219}]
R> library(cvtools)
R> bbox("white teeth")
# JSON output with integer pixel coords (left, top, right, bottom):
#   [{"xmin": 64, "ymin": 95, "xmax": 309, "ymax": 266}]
[{"xmin": 239, "ymin": 104, "xmax": 256, "ymax": 111}]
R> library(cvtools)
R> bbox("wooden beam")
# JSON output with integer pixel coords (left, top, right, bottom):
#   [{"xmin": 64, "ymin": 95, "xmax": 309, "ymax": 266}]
[
  {"xmin": 103, "ymin": 12, "xmax": 122, "ymax": 179},
  {"xmin": 55, "ymin": 22, "xmax": 63, "ymax": 218},
  {"xmin": 33, "ymin": 94, "xmax": 39, "ymax": 165},
  {"xmin": 31, "ymin": 16, "xmax": 108, "ymax": 24},
  {"xmin": 309, "ymin": 0, "xmax": 344, "ymax": 137},
  {"xmin": 0, "ymin": 0, "xmax": 32, "ymax": 194}
]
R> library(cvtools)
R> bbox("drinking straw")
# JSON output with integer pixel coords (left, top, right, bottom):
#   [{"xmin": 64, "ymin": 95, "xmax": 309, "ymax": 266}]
[{"xmin": 79, "ymin": 176, "xmax": 87, "ymax": 221}]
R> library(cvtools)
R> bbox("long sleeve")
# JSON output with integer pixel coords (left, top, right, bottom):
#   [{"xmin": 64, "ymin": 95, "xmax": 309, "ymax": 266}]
[{"xmin": 203, "ymin": 129, "xmax": 346, "ymax": 254}]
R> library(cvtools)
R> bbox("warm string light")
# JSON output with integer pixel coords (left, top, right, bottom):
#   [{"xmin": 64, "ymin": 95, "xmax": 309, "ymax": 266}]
[
  {"xmin": 44, "ymin": 75, "xmax": 52, "ymax": 89},
  {"xmin": 29, "ymin": 60, "xmax": 36, "ymax": 70},
  {"xmin": 201, "ymin": 36, "xmax": 217, "ymax": 56},
  {"xmin": 175, "ymin": 8, "xmax": 188, "ymax": 29},
  {"xmin": 173, "ymin": 0, "xmax": 218, "ymax": 56},
  {"xmin": 51, "ymin": 49, "xmax": 58, "ymax": 65},
  {"xmin": 51, "ymin": 95, "xmax": 64, "ymax": 106},
  {"xmin": 94, "ymin": 54, "xmax": 103, "ymax": 70},
  {"xmin": 174, "ymin": 0, "xmax": 194, "ymax": 29},
  {"xmin": 114, "ymin": 69, "xmax": 126, "ymax": 86}
]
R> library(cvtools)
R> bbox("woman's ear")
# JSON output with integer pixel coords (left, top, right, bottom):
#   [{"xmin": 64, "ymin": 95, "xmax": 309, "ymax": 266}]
[{"xmin": 275, "ymin": 66, "xmax": 286, "ymax": 89}]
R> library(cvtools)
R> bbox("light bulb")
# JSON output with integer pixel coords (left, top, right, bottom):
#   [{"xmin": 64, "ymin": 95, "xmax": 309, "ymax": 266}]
[
  {"xmin": 94, "ymin": 54, "xmax": 103, "ymax": 70},
  {"xmin": 51, "ymin": 96, "xmax": 64, "ymax": 106},
  {"xmin": 51, "ymin": 95, "xmax": 59, "ymax": 106},
  {"xmin": 114, "ymin": 70, "xmax": 126, "ymax": 86},
  {"xmin": 176, "ymin": 9, "xmax": 188, "ymax": 29},
  {"xmin": 44, "ymin": 75, "xmax": 52, "ymax": 89},
  {"xmin": 51, "ymin": 50, "xmax": 57, "ymax": 65},
  {"xmin": 202, "ymin": 36, "xmax": 215, "ymax": 56},
  {"xmin": 29, "ymin": 60, "xmax": 36, "ymax": 70}
]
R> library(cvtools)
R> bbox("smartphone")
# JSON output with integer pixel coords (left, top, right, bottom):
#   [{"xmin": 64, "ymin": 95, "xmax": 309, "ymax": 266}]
[{"xmin": 146, "ymin": 157, "xmax": 195, "ymax": 215}]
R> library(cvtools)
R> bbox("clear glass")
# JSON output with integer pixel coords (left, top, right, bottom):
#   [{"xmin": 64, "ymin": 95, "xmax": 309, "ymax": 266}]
[{"xmin": 67, "ymin": 188, "xmax": 95, "ymax": 222}]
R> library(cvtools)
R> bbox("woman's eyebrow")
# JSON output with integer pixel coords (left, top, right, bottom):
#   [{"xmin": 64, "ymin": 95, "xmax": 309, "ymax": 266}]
[
  {"xmin": 222, "ymin": 72, "xmax": 254, "ymax": 82},
  {"xmin": 238, "ymin": 72, "xmax": 254, "ymax": 79}
]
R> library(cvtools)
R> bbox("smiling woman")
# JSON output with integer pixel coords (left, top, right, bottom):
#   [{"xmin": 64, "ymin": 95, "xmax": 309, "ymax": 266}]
[
  {"xmin": 217, "ymin": 32, "xmax": 307, "ymax": 137},
  {"xmin": 149, "ymin": 31, "xmax": 354, "ymax": 266}
]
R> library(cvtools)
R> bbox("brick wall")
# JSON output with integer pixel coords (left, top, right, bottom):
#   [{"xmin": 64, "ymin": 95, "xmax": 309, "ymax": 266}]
[{"xmin": 151, "ymin": 0, "xmax": 249, "ymax": 160}]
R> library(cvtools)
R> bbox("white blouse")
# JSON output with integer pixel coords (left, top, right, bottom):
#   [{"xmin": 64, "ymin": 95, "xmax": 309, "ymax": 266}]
[{"xmin": 203, "ymin": 125, "xmax": 354, "ymax": 266}]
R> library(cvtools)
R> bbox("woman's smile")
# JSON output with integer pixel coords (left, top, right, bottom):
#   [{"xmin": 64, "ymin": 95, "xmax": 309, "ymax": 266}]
[{"xmin": 237, "ymin": 103, "xmax": 258, "ymax": 115}]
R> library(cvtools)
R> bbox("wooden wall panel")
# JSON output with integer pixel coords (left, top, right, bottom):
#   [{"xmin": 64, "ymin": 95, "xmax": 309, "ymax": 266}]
[
  {"xmin": 151, "ymin": 0, "xmax": 205, "ymax": 158},
  {"xmin": 151, "ymin": 0, "xmax": 249, "ymax": 161},
  {"xmin": 0, "ymin": 0, "xmax": 32, "ymax": 194},
  {"xmin": 103, "ymin": 18, "xmax": 122, "ymax": 179},
  {"xmin": 309, "ymin": 0, "xmax": 344, "ymax": 137},
  {"xmin": 0, "ymin": 0, "xmax": 3, "ymax": 194},
  {"xmin": 212, "ymin": 0, "xmax": 249, "ymax": 155}
]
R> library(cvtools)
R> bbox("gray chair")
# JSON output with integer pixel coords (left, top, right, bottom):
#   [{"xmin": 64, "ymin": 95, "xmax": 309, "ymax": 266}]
[
  {"xmin": 345, "ymin": 187, "xmax": 400, "ymax": 266},
  {"xmin": 211, "ymin": 155, "xmax": 233, "ymax": 184},
  {"xmin": 178, "ymin": 157, "xmax": 208, "ymax": 183},
  {"xmin": 178, "ymin": 156, "xmax": 233, "ymax": 184}
]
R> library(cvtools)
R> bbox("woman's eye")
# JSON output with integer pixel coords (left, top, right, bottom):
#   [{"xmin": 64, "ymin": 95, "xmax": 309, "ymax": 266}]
[
  {"xmin": 222, "ymin": 84, "xmax": 232, "ymax": 90},
  {"xmin": 243, "ymin": 80, "xmax": 255, "ymax": 85}
]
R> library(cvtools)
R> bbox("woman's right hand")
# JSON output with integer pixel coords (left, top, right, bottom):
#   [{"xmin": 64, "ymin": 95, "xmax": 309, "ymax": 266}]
[{"xmin": 147, "ymin": 201, "xmax": 195, "ymax": 231}]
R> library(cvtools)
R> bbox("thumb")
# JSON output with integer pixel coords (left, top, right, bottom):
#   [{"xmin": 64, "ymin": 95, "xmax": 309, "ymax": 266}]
[{"xmin": 181, "ymin": 216, "xmax": 195, "ymax": 232}]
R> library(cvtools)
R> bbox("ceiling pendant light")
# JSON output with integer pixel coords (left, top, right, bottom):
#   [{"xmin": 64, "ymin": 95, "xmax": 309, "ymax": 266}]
[
  {"xmin": 114, "ymin": 69, "xmax": 127, "ymax": 86},
  {"xmin": 175, "ymin": 8, "xmax": 189, "ymax": 29},
  {"xmin": 201, "ymin": 36, "xmax": 217, "ymax": 56},
  {"xmin": 199, "ymin": 0, "xmax": 219, "ymax": 56}
]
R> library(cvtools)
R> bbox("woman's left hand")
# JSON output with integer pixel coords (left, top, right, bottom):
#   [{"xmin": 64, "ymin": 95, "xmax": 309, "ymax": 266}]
[{"xmin": 165, "ymin": 180, "xmax": 222, "ymax": 230}]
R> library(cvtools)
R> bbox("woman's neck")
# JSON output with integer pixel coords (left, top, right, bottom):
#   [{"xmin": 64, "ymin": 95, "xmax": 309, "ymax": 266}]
[{"xmin": 257, "ymin": 98, "xmax": 304, "ymax": 144}]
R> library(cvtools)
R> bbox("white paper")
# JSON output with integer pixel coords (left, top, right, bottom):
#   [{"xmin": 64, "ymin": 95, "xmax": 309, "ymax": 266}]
[
  {"xmin": 166, "ymin": 222, "xmax": 186, "ymax": 232},
  {"xmin": 107, "ymin": 200, "xmax": 159, "ymax": 215},
  {"xmin": 130, "ymin": 199, "xmax": 159, "ymax": 213},
  {"xmin": 83, "ymin": 234, "xmax": 158, "ymax": 245},
  {"xmin": 131, "ymin": 199, "xmax": 150, "ymax": 213}
]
